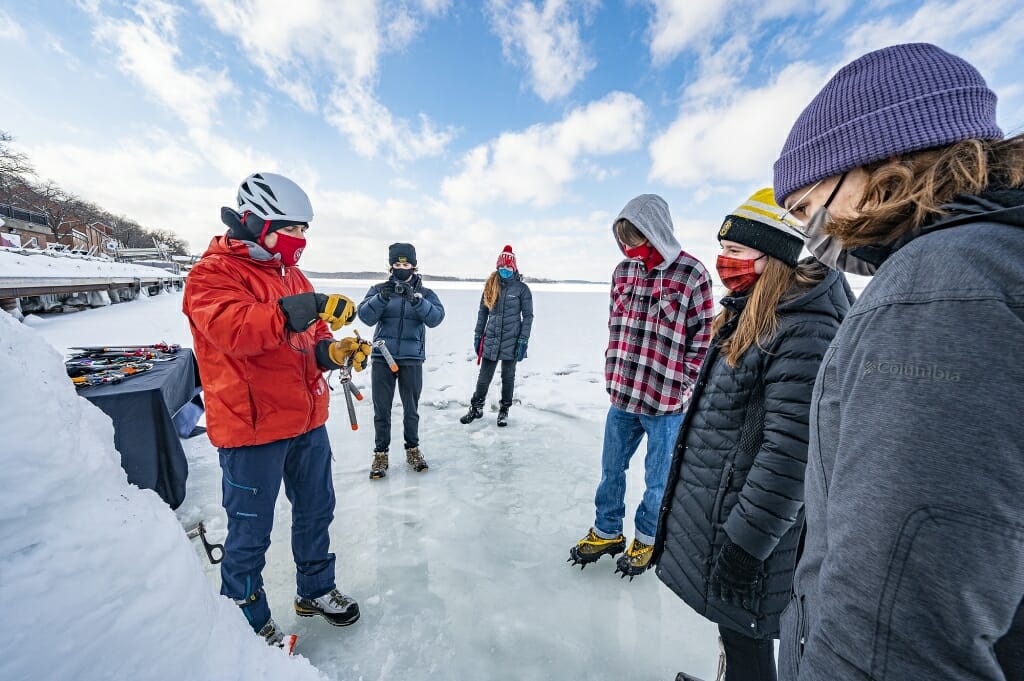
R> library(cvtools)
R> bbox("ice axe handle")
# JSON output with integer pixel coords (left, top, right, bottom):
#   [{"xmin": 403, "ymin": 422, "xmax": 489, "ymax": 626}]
[
  {"xmin": 343, "ymin": 382, "xmax": 358, "ymax": 430},
  {"xmin": 373, "ymin": 340, "xmax": 399, "ymax": 373}
]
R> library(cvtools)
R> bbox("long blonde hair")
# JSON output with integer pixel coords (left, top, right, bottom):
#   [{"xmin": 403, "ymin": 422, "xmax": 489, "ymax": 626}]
[
  {"xmin": 830, "ymin": 134, "xmax": 1024, "ymax": 248},
  {"xmin": 711, "ymin": 258, "xmax": 822, "ymax": 367},
  {"xmin": 483, "ymin": 272, "xmax": 500, "ymax": 309}
]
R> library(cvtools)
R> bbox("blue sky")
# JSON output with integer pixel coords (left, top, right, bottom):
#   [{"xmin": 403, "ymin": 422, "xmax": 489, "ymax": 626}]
[{"xmin": 1, "ymin": 0, "xmax": 1022, "ymax": 281}]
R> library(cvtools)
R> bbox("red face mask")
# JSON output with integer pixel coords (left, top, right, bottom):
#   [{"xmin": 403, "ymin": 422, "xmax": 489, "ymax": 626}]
[
  {"xmin": 265, "ymin": 231, "xmax": 306, "ymax": 267},
  {"xmin": 623, "ymin": 242, "xmax": 665, "ymax": 270},
  {"xmin": 716, "ymin": 254, "xmax": 763, "ymax": 292}
]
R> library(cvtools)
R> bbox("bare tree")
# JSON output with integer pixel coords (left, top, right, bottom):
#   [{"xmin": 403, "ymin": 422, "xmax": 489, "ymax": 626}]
[
  {"xmin": 0, "ymin": 131, "xmax": 35, "ymax": 205},
  {"xmin": 150, "ymin": 228, "xmax": 189, "ymax": 255}
]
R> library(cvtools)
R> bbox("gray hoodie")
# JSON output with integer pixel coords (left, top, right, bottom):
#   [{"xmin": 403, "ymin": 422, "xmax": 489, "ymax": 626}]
[
  {"xmin": 613, "ymin": 193, "xmax": 682, "ymax": 267},
  {"xmin": 782, "ymin": 191, "xmax": 1024, "ymax": 680}
]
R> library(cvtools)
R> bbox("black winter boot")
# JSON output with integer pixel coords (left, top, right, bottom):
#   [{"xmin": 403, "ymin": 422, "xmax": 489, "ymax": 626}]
[
  {"xmin": 460, "ymin": 403, "xmax": 484, "ymax": 424},
  {"xmin": 496, "ymin": 405, "xmax": 510, "ymax": 427}
]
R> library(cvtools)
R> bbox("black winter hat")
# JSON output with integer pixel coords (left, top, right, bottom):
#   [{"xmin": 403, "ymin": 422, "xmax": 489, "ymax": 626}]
[{"xmin": 389, "ymin": 242, "xmax": 417, "ymax": 266}]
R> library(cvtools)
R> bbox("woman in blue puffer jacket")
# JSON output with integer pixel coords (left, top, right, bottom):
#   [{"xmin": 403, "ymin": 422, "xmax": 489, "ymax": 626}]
[{"xmin": 460, "ymin": 245, "xmax": 534, "ymax": 428}]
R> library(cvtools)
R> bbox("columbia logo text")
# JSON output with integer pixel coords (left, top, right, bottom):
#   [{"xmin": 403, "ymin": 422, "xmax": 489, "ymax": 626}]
[{"xmin": 862, "ymin": 360, "xmax": 961, "ymax": 382}]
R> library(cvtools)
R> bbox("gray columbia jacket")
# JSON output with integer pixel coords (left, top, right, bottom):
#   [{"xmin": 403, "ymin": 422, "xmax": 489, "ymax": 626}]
[{"xmin": 782, "ymin": 190, "xmax": 1024, "ymax": 681}]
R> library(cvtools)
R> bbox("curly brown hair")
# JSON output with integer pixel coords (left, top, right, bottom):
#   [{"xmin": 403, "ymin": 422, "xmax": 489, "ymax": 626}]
[{"xmin": 828, "ymin": 134, "xmax": 1024, "ymax": 249}]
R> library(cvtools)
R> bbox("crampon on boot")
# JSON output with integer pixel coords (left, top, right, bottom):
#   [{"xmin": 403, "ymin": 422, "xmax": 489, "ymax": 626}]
[
  {"xmin": 496, "ymin": 405, "xmax": 510, "ymax": 427},
  {"xmin": 406, "ymin": 446, "xmax": 429, "ymax": 472},
  {"xmin": 294, "ymin": 589, "xmax": 360, "ymax": 627},
  {"xmin": 567, "ymin": 528, "xmax": 626, "ymax": 568},
  {"xmin": 257, "ymin": 618, "xmax": 297, "ymax": 655},
  {"xmin": 369, "ymin": 451, "xmax": 388, "ymax": 480},
  {"xmin": 460, "ymin": 403, "xmax": 483, "ymax": 424},
  {"xmin": 614, "ymin": 538, "xmax": 654, "ymax": 581}
]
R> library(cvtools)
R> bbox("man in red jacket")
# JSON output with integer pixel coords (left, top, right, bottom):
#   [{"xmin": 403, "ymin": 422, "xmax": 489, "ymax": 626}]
[{"xmin": 183, "ymin": 172, "xmax": 370, "ymax": 647}]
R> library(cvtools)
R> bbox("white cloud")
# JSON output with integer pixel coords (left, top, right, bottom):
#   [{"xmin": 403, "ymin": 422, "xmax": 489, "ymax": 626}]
[
  {"xmin": 25, "ymin": 130, "xmax": 230, "ymax": 253},
  {"xmin": 649, "ymin": 61, "xmax": 828, "ymax": 189},
  {"xmin": 488, "ymin": 0, "xmax": 596, "ymax": 101},
  {"xmin": 324, "ymin": 80, "xmax": 456, "ymax": 163},
  {"xmin": 91, "ymin": 0, "xmax": 233, "ymax": 131},
  {"xmin": 0, "ymin": 8, "xmax": 25, "ymax": 41},
  {"xmin": 195, "ymin": 0, "xmax": 455, "ymax": 162},
  {"xmin": 645, "ymin": 0, "xmax": 854, "ymax": 65},
  {"xmin": 647, "ymin": 0, "xmax": 730, "ymax": 66},
  {"xmin": 843, "ymin": 0, "xmax": 1015, "ymax": 61},
  {"xmin": 442, "ymin": 91, "xmax": 646, "ymax": 208},
  {"xmin": 683, "ymin": 33, "xmax": 752, "ymax": 101}
]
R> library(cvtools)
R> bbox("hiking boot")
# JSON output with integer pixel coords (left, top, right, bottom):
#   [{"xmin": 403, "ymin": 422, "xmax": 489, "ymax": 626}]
[
  {"xmin": 406, "ymin": 446, "xmax": 428, "ymax": 472},
  {"xmin": 257, "ymin": 618, "xmax": 285, "ymax": 647},
  {"xmin": 496, "ymin": 405, "xmax": 510, "ymax": 427},
  {"xmin": 460, "ymin": 403, "xmax": 484, "ymax": 424},
  {"xmin": 257, "ymin": 618, "xmax": 296, "ymax": 653},
  {"xmin": 294, "ymin": 589, "xmax": 360, "ymax": 627},
  {"xmin": 614, "ymin": 538, "xmax": 654, "ymax": 581},
  {"xmin": 370, "ymin": 451, "xmax": 388, "ymax": 479},
  {"xmin": 567, "ymin": 528, "xmax": 626, "ymax": 568}
]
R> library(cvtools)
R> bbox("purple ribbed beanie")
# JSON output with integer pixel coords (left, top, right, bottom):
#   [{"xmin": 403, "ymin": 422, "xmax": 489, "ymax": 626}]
[{"xmin": 773, "ymin": 43, "xmax": 1002, "ymax": 203}]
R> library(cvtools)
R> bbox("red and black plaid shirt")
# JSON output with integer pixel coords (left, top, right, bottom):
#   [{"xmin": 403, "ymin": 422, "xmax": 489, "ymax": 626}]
[{"xmin": 605, "ymin": 250, "xmax": 713, "ymax": 415}]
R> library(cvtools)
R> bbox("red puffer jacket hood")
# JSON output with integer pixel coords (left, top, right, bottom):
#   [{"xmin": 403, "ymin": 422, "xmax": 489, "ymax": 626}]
[{"xmin": 183, "ymin": 235, "xmax": 333, "ymax": 448}]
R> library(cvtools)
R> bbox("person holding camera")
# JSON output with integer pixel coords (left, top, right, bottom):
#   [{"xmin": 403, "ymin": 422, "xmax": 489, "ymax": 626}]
[{"xmin": 357, "ymin": 243, "xmax": 445, "ymax": 479}]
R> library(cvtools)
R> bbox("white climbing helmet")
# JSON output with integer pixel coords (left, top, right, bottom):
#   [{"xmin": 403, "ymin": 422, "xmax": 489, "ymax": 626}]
[{"xmin": 236, "ymin": 172, "xmax": 314, "ymax": 224}]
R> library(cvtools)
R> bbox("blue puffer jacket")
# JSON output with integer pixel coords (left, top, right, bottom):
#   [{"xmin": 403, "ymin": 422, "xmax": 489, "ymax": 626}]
[
  {"xmin": 357, "ymin": 274, "xmax": 445, "ymax": 362},
  {"xmin": 474, "ymin": 274, "xmax": 534, "ymax": 361}
]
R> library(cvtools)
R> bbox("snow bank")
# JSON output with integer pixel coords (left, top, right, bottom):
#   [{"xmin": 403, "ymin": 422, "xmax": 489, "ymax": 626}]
[
  {"xmin": 0, "ymin": 312, "xmax": 325, "ymax": 681},
  {"xmin": 0, "ymin": 248, "xmax": 182, "ymax": 280}
]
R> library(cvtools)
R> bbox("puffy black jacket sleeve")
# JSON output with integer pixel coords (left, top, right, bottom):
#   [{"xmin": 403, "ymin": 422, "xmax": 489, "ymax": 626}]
[{"xmin": 722, "ymin": 322, "xmax": 832, "ymax": 560}]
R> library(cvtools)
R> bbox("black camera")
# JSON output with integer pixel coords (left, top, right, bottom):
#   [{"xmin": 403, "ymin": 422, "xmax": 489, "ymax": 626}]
[{"xmin": 393, "ymin": 282, "xmax": 408, "ymax": 296}]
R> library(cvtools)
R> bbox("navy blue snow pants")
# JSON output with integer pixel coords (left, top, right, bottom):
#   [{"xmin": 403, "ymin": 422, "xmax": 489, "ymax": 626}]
[{"xmin": 218, "ymin": 425, "xmax": 336, "ymax": 632}]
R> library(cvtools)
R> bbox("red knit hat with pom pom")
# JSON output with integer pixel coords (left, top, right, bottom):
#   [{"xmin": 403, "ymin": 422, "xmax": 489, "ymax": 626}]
[{"xmin": 496, "ymin": 244, "xmax": 517, "ymax": 271}]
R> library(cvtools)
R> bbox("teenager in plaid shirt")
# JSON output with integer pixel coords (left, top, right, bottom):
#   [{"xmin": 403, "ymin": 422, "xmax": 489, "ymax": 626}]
[{"xmin": 569, "ymin": 193, "xmax": 713, "ymax": 578}]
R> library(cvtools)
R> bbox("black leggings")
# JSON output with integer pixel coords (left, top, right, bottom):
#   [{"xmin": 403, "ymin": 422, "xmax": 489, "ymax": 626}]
[
  {"xmin": 720, "ymin": 625, "xmax": 777, "ymax": 681},
  {"xmin": 472, "ymin": 358, "xmax": 516, "ymax": 407}
]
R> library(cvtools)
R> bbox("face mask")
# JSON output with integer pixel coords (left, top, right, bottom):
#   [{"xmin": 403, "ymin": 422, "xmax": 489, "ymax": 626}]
[
  {"xmin": 264, "ymin": 231, "xmax": 305, "ymax": 267},
  {"xmin": 716, "ymin": 254, "xmax": 763, "ymax": 293},
  {"xmin": 498, "ymin": 268, "xmax": 514, "ymax": 279},
  {"xmin": 796, "ymin": 172, "xmax": 879, "ymax": 277},
  {"xmin": 623, "ymin": 243, "xmax": 653, "ymax": 261},
  {"xmin": 392, "ymin": 267, "xmax": 414, "ymax": 281},
  {"xmin": 804, "ymin": 207, "xmax": 879, "ymax": 276}
]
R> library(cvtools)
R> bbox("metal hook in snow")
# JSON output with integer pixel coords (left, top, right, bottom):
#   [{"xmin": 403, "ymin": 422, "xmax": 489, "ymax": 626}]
[{"xmin": 186, "ymin": 521, "xmax": 224, "ymax": 564}]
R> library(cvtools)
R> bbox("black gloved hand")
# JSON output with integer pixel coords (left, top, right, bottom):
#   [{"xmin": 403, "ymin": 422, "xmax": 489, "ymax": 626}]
[
  {"xmin": 710, "ymin": 538, "xmax": 763, "ymax": 611},
  {"xmin": 392, "ymin": 281, "xmax": 421, "ymax": 304},
  {"xmin": 377, "ymin": 282, "xmax": 395, "ymax": 301},
  {"xmin": 279, "ymin": 292, "xmax": 355, "ymax": 333}
]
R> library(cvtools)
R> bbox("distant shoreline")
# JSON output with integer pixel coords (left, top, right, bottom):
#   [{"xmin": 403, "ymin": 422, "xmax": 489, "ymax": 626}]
[{"xmin": 301, "ymin": 270, "xmax": 609, "ymax": 285}]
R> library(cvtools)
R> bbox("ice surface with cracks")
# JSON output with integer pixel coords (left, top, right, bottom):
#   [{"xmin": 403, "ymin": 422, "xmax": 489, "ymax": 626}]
[{"xmin": 12, "ymin": 281, "xmax": 725, "ymax": 680}]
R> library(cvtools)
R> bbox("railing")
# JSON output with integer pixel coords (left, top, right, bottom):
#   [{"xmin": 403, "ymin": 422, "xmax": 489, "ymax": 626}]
[{"xmin": 0, "ymin": 203, "xmax": 50, "ymax": 227}]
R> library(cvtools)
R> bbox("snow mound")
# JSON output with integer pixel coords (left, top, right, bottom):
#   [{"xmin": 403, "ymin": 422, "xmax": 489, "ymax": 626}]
[{"xmin": 0, "ymin": 312, "xmax": 325, "ymax": 681}]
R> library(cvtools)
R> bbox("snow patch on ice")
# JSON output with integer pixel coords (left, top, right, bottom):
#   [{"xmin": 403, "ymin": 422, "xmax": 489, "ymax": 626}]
[{"xmin": 0, "ymin": 312, "xmax": 325, "ymax": 681}]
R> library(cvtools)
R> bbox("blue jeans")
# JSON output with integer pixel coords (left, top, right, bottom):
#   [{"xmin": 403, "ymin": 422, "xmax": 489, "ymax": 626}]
[
  {"xmin": 594, "ymin": 406, "xmax": 683, "ymax": 544},
  {"xmin": 218, "ymin": 425, "xmax": 337, "ymax": 632}
]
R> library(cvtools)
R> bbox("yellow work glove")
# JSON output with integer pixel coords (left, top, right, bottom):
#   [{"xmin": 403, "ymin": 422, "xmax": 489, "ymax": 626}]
[
  {"xmin": 317, "ymin": 293, "xmax": 356, "ymax": 331},
  {"xmin": 328, "ymin": 337, "xmax": 372, "ymax": 372}
]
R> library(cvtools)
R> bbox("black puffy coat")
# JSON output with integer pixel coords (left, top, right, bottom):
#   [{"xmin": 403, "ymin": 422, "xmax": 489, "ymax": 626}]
[
  {"xmin": 652, "ymin": 262, "xmax": 853, "ymax": 639},
  {"xmin": 474, "ymin": 275, "xmax": 534, "ymax": 361}
]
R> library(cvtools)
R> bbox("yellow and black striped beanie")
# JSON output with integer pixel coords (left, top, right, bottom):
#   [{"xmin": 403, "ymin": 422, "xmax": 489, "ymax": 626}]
[{"xmin": 717, "ymin": 188, "xmax": 804, "ymax": 266}]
